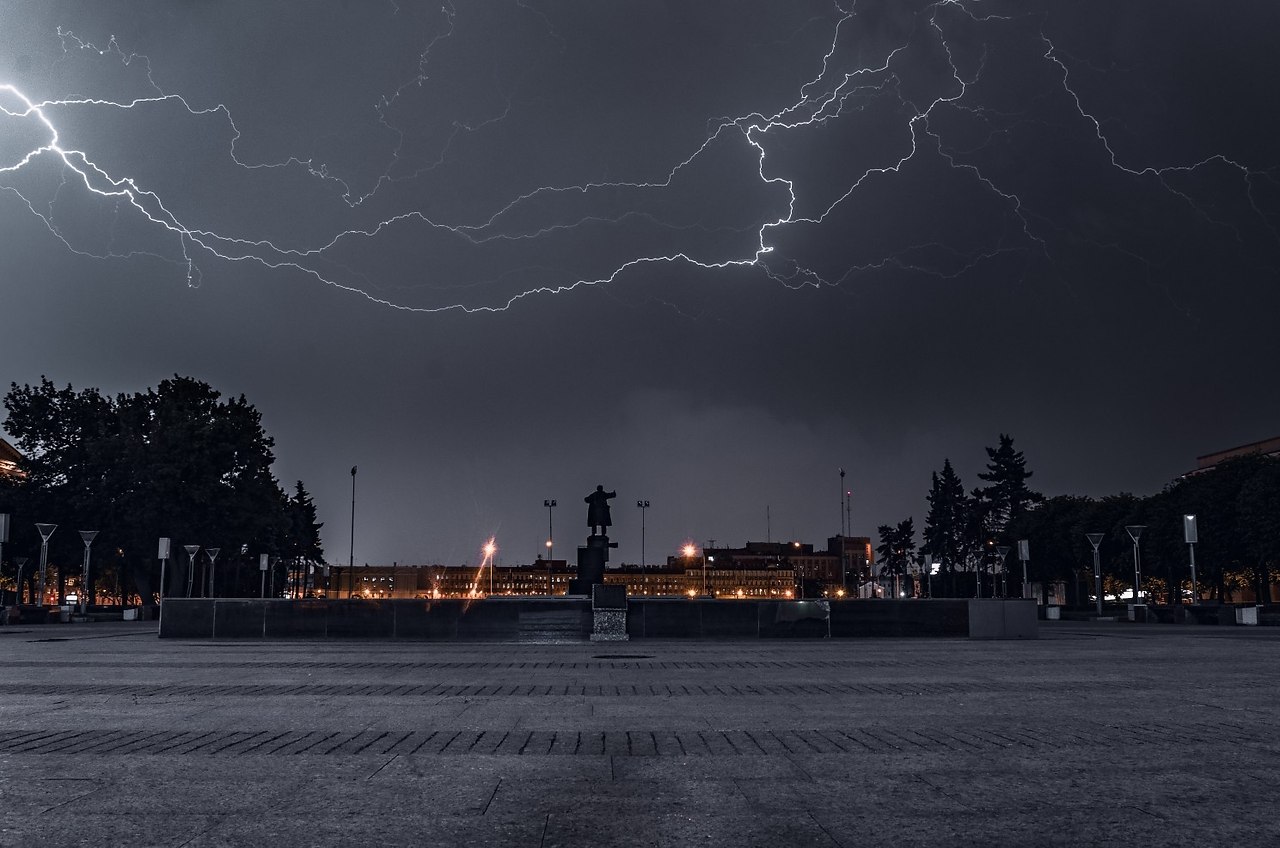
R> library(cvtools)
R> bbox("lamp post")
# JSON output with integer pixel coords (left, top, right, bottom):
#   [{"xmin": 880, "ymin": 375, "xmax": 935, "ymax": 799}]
[
  {"xmin": 995, "ymin": 545, "xmax": 1010, "ymax": 599},
  {"xmin": 1125, "ymin": 525, "xmax": 1146, "ymax": 608},
  {"xmin": 483, "ymin": 540, "xmax": 497, "ymax": 595},
  {"xmin": 636, "ymin": 500, "xmax": 650, "ymax": 570},
  {"xmin": 1183, "ymin": 515, "xmax": 1198, "ymax": 606},
  {"xmin": 206, "ymin": 548, "xmax": 220, "ymax": 598},
  {"xmin": 975, "ymin": 547, "xmax": 984, "ymax": 600},
  {"xmin": 1017, "ymin": 539, "xmax": 1030, "ymax": 599},
  {"xmin": 1086, "ymin": 533, "xmax": 1104, "ymax": 616},
  {"xmin": 157, "ymin": 537, "xmax": 171, "ymax": 605},
  {"xmin": 78, "ymin": 531, "xmax": 99, "ymax": 614},
  {"xmin": 349, "ymin": 465, "xmax": 357, "ymax": 598},
  {"xmin": 184, "ymin": 545, "xmax": 200, "ymax": 598},
  {"xmin": 0, "ymin": 513, "xmax": 8, "ymax": 604},
  {"xmin": 14, "ymin": 557, "xmax": 28, "ymax": 605},
  {"xmin": 544, "ymin": 499, "xmax": 556, "ymax": 566},
  {"xmin": 35, "ymin": 523, "xmax": 57, "ymax": 607}
]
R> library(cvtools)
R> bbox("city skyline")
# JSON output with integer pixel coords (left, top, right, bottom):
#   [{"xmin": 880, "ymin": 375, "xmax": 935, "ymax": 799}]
[{"xmin": 2, "ymin": 2, "xmax": 1278, "ymax": 567}]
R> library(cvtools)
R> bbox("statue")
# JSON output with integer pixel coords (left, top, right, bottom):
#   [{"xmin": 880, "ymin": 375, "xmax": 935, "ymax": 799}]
[{"xmin": 585, "ymin": 485, "xmax": 616, "ymax": 536}]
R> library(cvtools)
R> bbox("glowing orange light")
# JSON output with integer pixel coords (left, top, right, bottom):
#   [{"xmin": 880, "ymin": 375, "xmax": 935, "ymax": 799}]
[{"xmin": 682, "ymin": 543, "xmax": 697, "ymax": 558}]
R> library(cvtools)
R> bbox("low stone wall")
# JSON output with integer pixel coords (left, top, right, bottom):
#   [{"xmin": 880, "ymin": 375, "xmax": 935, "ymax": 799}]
[
  {"xmin": 160, "ymin": 597, "xmax": 1037, "ymax": 640},
  {"xmin": 160, "ymin": 597, "xmax": 593, "ymax": 641}
]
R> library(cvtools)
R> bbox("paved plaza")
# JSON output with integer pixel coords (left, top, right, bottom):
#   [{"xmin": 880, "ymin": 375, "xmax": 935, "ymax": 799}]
[{"xmin": 0, "ymin": 621, "xmax": 1276, "ymax": 847}]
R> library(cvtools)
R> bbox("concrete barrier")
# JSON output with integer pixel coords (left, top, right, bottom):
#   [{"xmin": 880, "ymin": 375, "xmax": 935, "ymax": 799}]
[
  {"xmin": 967, "ymin": 599, "xmax": 1038, "ymax": 640},
  {"xmin": 159, "ymin": 597, "xmax": 1036, "ymax": 640}
]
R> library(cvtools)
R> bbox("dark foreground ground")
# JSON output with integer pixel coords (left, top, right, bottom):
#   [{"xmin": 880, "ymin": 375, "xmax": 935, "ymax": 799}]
[{"xmin": 0, "ymin": 621, "xmax": 1276, "ymax": 847}]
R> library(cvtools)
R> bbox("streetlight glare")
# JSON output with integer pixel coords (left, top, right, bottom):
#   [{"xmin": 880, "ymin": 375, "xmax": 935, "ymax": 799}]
[{"xmin": 682, "ymin": 543, "xmax": 697, "ymax": 558}]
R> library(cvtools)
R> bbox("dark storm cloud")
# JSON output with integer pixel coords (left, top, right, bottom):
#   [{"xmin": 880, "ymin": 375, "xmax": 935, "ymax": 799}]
[{"xmin": 1, "ymin": 1, "xmax": 1277, "ymax": 566}]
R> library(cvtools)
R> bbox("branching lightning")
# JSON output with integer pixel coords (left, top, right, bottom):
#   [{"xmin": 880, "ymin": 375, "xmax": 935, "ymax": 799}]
[{"xmin": 1, "ymin": 1, "xmax": 1275, "ymax": 314}]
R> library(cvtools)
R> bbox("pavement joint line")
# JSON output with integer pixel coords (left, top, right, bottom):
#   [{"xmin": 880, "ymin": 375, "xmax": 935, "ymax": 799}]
[
  {"xmin": 76, "ymin": 729, "xmax": 151, "ymax": 755},
  {"xmin": 367, "ymin": 753, "xmax": 397, "ymax": 780},
  {"xmin": 808, "ymin": 810, "xmax": 846, "ymax": 848},
  {"xmin": 479, "ymin": 778, "xmax": 502, "ymax": 816},
  {"xmin": 39, "ymin": 784, "xmax": 102, "ymax": 815}
]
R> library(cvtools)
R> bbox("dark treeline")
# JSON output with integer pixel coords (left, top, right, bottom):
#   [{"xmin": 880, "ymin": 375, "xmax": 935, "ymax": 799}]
[
  {"xmin": 0, "ymin": 376, "xmax": 324, "ymax": 605},
  {"xmin": 881, "ymin": 434, "xmax": 1280, "ymax": 605}
]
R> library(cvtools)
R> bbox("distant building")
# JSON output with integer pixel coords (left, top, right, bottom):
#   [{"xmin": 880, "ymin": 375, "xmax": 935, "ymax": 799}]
[
  {"xmin": 667, "ymin": 538, "xmax": 871, "ymax": 597},
  {"xmin": 1188, "ymin": 435, "xmax": 1280, "ymax": 476},
  {"xmin": 322, "ymin": 534, "xmax": 871, "ymax": 600},
  {"xmin": 320, "ymin": 559, "xmax": 576, "ymax": 598},
  {"xmin": 0, "ymin": 437, "xmax": 25, "ymax": 481},
  {"xmin": 604, "ymin": 563, "xmax": 796, "ymax": 599}
]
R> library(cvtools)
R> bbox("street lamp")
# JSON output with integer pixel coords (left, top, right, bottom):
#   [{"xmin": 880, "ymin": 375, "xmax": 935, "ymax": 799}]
[
  {"xmin": 636, "ymin": 500, "xmax": 650, "ymax": 569},
  {"xmin": 484, "ymin": 539, "xmax": 497, "ymax": 595},
  {"xmin": 544, "ymin": 499, "xmax": 556, "ymax": 565},
  {"xmin": 1125, "ymin": 525, "xmax": 1146, "ymax": 608},
  {"xmin": 184, "ymin": 545, "xmax": 200, "ymax": 598},
  {"xmin": 0, "ymin": 514, "xmax": 8, "ymax": 602},
  {"xmin": 78, "ymin": 530, "xmax": 99, "ymax": 615},
  {"xmin": 206, "ymin": 548, "xmax": 220, "ymax": 598},
  {"xmin": 995, "ymin": 545, "xmax": 1010, "ymax": 599},
  {"xmin": 1017, "ymin": 539, "xmax": 1030, "ymax": 599},
  {"xmin": 1085, "ymin": 533, "xmax": 1104, "ymax": 616},
  {"xmin": 1183, "ymin": 515, "xmax": 1198, "ymax": 605},
  {"xmin": 14, "ymin": 557, "xmax": 28, "ymax": 605},
  {"xmin": 35, "ymin": 523, "xmax": 57, "ymax": 607},
  {"xmin": 349, "ymin": 465, "xmax": 357, "ymax": 599}
]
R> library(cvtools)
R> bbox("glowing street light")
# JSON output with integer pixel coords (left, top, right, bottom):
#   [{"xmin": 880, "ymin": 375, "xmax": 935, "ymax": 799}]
[
  {"xmin": 544, "ymin": 499, "xmax": 556, "ymax": 564},
  {"xmin": 35, "ymin": 523, "xmax": 57, "ymax": 607},
  {"xmin": 78, "ymin": 530, "xmax": 99, "ymax": 614},
  {"xmin": 483, "ymin": 539, "xmax": 497, "ymax": 595}
]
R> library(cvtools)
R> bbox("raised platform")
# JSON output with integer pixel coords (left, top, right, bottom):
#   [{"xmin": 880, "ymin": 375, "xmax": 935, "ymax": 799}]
[{"xmin": 159, "ymin": 597, "xmax": 1037, "ymax": 640}]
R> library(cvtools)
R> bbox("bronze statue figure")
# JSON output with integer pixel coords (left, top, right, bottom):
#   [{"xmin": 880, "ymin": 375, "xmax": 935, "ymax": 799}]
[{"xmin": 585, "ymin": 485, "xmax": 616, "ymax": 535}]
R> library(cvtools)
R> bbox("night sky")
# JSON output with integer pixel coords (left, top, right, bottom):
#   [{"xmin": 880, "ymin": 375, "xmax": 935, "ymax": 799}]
[{"xmin": 2, "ymin": 1, "xmax": 1278, "ymax": 568}]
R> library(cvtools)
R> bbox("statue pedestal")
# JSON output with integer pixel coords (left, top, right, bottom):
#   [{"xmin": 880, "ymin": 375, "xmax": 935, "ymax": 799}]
[
  {"xmin": 568, "ymin": 534, "xmax": 616, "ymax": 595},
  {"xmin": 590, "ymin": 585, "xmax": 628, "ymax": 641}
]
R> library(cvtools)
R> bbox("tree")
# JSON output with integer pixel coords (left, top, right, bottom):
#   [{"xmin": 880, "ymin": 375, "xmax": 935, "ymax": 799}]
[
  {"xmin": 975, "ymin": 434, "xmax": 1043, "ymax": 537},
  {"xmin": 1007, "ymin": 495, "xmax": 1094, "ymax": 606},
  {"xmin": 922, "ymin": 460, "xmax": 973, "ymax": 597},
  {"xmin": 1235, "ymin": 459, "xmax": 1280, "ymax": 605},
  {"xmin": 283, "ymin": 481, "xmax": 325, "ymax": 597},
  {"xmin": 1, "ymin": 375, "xmax": 318, "ymax": 605},
  {"xmin": 875, "ymin": 518, "xmax": 916, "ymax": 597}
]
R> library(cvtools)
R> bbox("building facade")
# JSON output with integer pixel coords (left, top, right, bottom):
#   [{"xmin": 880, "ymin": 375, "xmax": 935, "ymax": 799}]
[{"xmin": 0, "ymin": 437, "xmax": 25, "ymax": 481}]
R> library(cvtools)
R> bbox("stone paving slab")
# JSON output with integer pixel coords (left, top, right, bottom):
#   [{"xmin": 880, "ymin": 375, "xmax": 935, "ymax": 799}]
[{"xmin": 0, "ymin": 620, "xmax": 1277, "ymax": 846}]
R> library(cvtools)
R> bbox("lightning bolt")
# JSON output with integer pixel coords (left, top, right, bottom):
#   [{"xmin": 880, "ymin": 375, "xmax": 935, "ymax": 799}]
[{"xmin": 1, "ymin": 1, "xmax": 1275, "ymax": 315}]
